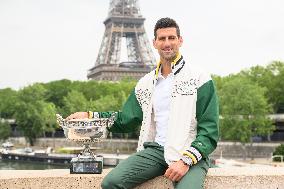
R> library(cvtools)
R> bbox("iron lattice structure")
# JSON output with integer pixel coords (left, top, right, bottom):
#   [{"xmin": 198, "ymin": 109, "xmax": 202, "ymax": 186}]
[{"xmin": 87, "ymin": 0, "xmax": 156, "ymax": 81}]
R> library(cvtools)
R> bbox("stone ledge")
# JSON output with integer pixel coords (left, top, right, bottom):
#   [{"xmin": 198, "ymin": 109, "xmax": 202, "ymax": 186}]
[{"xmin": 1, "ymin": 167, "xmax": 284, "ymax": 189}]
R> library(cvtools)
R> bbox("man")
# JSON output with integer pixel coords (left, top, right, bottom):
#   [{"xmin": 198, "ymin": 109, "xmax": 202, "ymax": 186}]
[{"xmin": 67, "ymin": 17, "xmax": 219, "ymax": 189}]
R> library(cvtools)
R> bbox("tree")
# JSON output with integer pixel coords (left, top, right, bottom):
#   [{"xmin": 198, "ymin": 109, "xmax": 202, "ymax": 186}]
[
  {"xmin": 0, "ymin": 120, "xmax": 12, "ymax": 141},
  {"xmin": 266, "ymin": 61, "xmax": 284, "ymax": 112},
  {"xmin": 61, "ymin": 90, "xmax": 89, "ymax": 117},
  {"xmin": 14, "ymin": 84, "xmax": 57, "ymax": 145},
  {"xmin": 40, "ymin": 102, "xmax": 58, "ymax": 135},
  {"xmin": 92, "ymin": 93, "xmax": 124, "ymax": 112},
  {"xmin": 44, "ymin": 79, "xmax": 73, "ymax": 108},
  {"xmin": 218, "ymin": 76, "xmax": 274, "ymax": 158},
  {"xmin": 0, "ymin": 88, "xmax": 18, "ymax": 118},
  {"xmin": 239, "ymin": 61, "xmax": 284, "ymax": 112},
  {"xmin": 273, "ymin": 144, "xmax": 284, "ymax": 162}
]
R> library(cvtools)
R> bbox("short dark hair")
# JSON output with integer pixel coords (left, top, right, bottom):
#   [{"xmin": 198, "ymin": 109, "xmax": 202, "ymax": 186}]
[{"xmin": 154, "ymin": 17, "xmax": 180, "ymax": 39}]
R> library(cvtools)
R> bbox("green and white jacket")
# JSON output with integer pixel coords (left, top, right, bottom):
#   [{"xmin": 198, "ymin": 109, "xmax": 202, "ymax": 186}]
[{"xmin": 97, "ymin": 54, "xmax": 219, "ymax": 165}]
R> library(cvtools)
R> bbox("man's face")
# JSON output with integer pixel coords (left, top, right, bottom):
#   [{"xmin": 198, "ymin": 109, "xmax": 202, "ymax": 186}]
[{"xmin": 153, "ymin": 27, "xmax": 183, "ymax": 62}]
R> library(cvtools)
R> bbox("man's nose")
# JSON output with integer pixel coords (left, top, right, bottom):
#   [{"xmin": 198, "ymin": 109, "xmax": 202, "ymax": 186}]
[{"xmin": 164, "ymin": 38, "xmax": 171, "ymax": 46}]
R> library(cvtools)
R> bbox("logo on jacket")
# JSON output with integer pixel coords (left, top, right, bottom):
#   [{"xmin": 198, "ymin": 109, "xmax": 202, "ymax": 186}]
[{"xmin": 172, "ymin": 79, "xmax": 199, "ymax": 97}]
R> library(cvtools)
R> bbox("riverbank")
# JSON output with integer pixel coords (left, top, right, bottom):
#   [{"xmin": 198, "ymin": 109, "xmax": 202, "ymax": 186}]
[
  {"xmin": 0, "ymin": 147, "xmax": 130, "ymax": 169},
  {"xmin": 7, "ymin": 137, "xmax": 281, "ymax": 159}
]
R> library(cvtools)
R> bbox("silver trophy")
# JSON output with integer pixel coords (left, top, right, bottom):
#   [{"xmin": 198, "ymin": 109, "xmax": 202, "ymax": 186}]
[{"xmin": 56, "ymin": 113, "xmax": 116, "ymax": 174}]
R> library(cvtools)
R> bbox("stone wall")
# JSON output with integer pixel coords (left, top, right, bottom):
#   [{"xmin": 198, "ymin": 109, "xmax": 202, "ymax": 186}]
[
  {"xmin": 9, "ymin": 137, "xmax": 280, "ymax": 158},
  {"xmin": 9, "ymin": 137, "xmax": 138, "ymax": 153},
  {"xmin": 210, "ymin": 141, "xmax": 279, "ymax": 159},
  {"xmin": 1, "ymin": 167, "xmax": 284, "ymax": 189}
]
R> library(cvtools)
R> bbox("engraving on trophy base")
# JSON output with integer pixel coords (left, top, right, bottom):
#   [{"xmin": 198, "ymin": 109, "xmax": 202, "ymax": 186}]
[{"xmin": 70, "ymin": 155, "xmax": 103, "ymax": 174}]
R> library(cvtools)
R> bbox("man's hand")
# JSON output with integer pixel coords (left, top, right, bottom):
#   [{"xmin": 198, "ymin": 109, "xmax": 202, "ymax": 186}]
[
  {"xmin": 66, "ymin": 112, "xmax": 88, "ymax": 121},
  {"xmin": 164, "ymin": 160, "xmax": 189, "ymax": 182}
]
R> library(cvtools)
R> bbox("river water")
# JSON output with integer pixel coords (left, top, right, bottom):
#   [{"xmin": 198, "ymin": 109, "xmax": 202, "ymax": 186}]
[{"xmin": 0, "ymin": 159, "xmax": 69, "ymax": 170}]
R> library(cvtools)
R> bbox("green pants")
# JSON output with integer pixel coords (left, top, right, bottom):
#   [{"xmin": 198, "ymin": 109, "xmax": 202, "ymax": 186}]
[{"xmin": 101, "ymin": 142, "xmax": 209, "ymax": 189}]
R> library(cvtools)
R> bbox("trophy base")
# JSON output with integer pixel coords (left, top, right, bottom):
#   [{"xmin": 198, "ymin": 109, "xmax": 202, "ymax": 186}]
[{"xmin": 70, "ymin": 156, "xmax": 103, "ymax": 174}]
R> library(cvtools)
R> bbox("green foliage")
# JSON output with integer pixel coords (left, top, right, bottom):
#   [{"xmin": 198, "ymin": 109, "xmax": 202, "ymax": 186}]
[
  {"xmin": 273, "ymin": 144, "xmax": 284, "ymax": 162},
  {"xmin": 73, "ymin": 80, "xmax": 100, "ymax": 100},
  {"xmin": 0, "ymin": 88, "xmax": 18, "ymax": 118},
  {"xmin": 18, "ymin": 83, "xmax": 47, "ymax": 102},
  {"xmin": 0, "ymin": 120, "xmax": 12, "ymax": 141},
  {"xmin": 93, "ymin": 93, "xmax": 125, "ymax": 112},
  {"xmin": 239, "ymin": 61, "xmax": 284, "ymax": 112},
  {"xmin": 14, "ymin": 84, "xmax": 57, "ymax": 145},
  {"xmin": 218, "ymin": 76, "xmax": 274, "ymax": 143},
  {"xmin": 0, "ymin": 78, "xmax": 137, "ymax": 142},
  {"xmin": 62, "ymin": 90, "xmax": 89, "ymax": 117},
  {"xmin": 40, "ymin": 102, "xmax": 57, "ymax": 133},
  {"xmin": 42, "ymin": 79, "xmax": 136, "ymax": 118},
  {"xmin": 45, "ymin": 79, "xmax": 73, "ymax": 107},
  {"xmin": 1, "ymin": 61, "xmax": 283, "ymax": 143}
]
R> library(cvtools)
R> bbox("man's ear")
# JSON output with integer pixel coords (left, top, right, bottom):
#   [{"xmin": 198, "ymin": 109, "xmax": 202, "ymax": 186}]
[
  {"xmin": 179, "ymin": 36, "xmax": 183, "ymax": 47},
  {"xmin": 153, "ymin": 39, "xmax": 157, "ymax": 49}
]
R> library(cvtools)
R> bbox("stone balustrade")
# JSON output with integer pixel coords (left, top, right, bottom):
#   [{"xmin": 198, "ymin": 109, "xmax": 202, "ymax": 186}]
[{"xmin": 1, "ymin": 167, "xmax": 284, "ymax": 189}]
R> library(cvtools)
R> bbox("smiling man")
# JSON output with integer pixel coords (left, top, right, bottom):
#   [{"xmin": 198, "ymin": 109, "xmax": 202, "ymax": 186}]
[{"xmin": 67, "ymin": 17, "xmax": 219, "ymax": 189}]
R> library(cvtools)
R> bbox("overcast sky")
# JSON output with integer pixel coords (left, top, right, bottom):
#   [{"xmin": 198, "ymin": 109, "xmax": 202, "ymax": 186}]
[{"xmin": 0, "ymin": 0, "xmax": 283, "ymax": 90}]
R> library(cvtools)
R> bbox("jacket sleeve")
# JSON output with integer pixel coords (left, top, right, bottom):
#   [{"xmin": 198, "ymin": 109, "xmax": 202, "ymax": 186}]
[
  {"xmin": 190, "ymin": 79, "xmax": 219, "ymax": 159},
  {"xmin": 98, "ymin": 89, "xmax": 143, "ymax": 133},
  {"xmin": 181, "ymin": 79, "xmax": 219, "ymax": 166}
]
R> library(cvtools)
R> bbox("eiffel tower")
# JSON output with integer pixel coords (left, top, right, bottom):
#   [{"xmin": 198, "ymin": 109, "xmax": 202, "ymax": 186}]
[{"xmin": 87, "ymin": 0, "xmax": 156, "ymax": 81}]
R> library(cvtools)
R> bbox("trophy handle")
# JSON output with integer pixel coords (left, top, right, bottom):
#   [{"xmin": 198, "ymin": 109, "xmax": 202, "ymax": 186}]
[
  {"xmin": 56, "ymin": 114, "xmax": 66, "ymax": 128},
  {"xmin": 107, "ymin": 112, "xmax": 117, "ymax": 128}
]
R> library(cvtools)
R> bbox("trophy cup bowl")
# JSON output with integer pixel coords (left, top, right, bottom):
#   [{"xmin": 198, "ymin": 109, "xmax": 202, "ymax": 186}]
[{"xmin": 56, "ymin": 113, "xmax": 116, "ymax": 174}]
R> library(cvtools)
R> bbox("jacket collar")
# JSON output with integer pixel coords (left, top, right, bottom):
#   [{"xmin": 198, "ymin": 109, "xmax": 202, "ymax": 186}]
[{"xmin": 154, "ymin": 52, "xmax": 185, "ymax": 83}]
